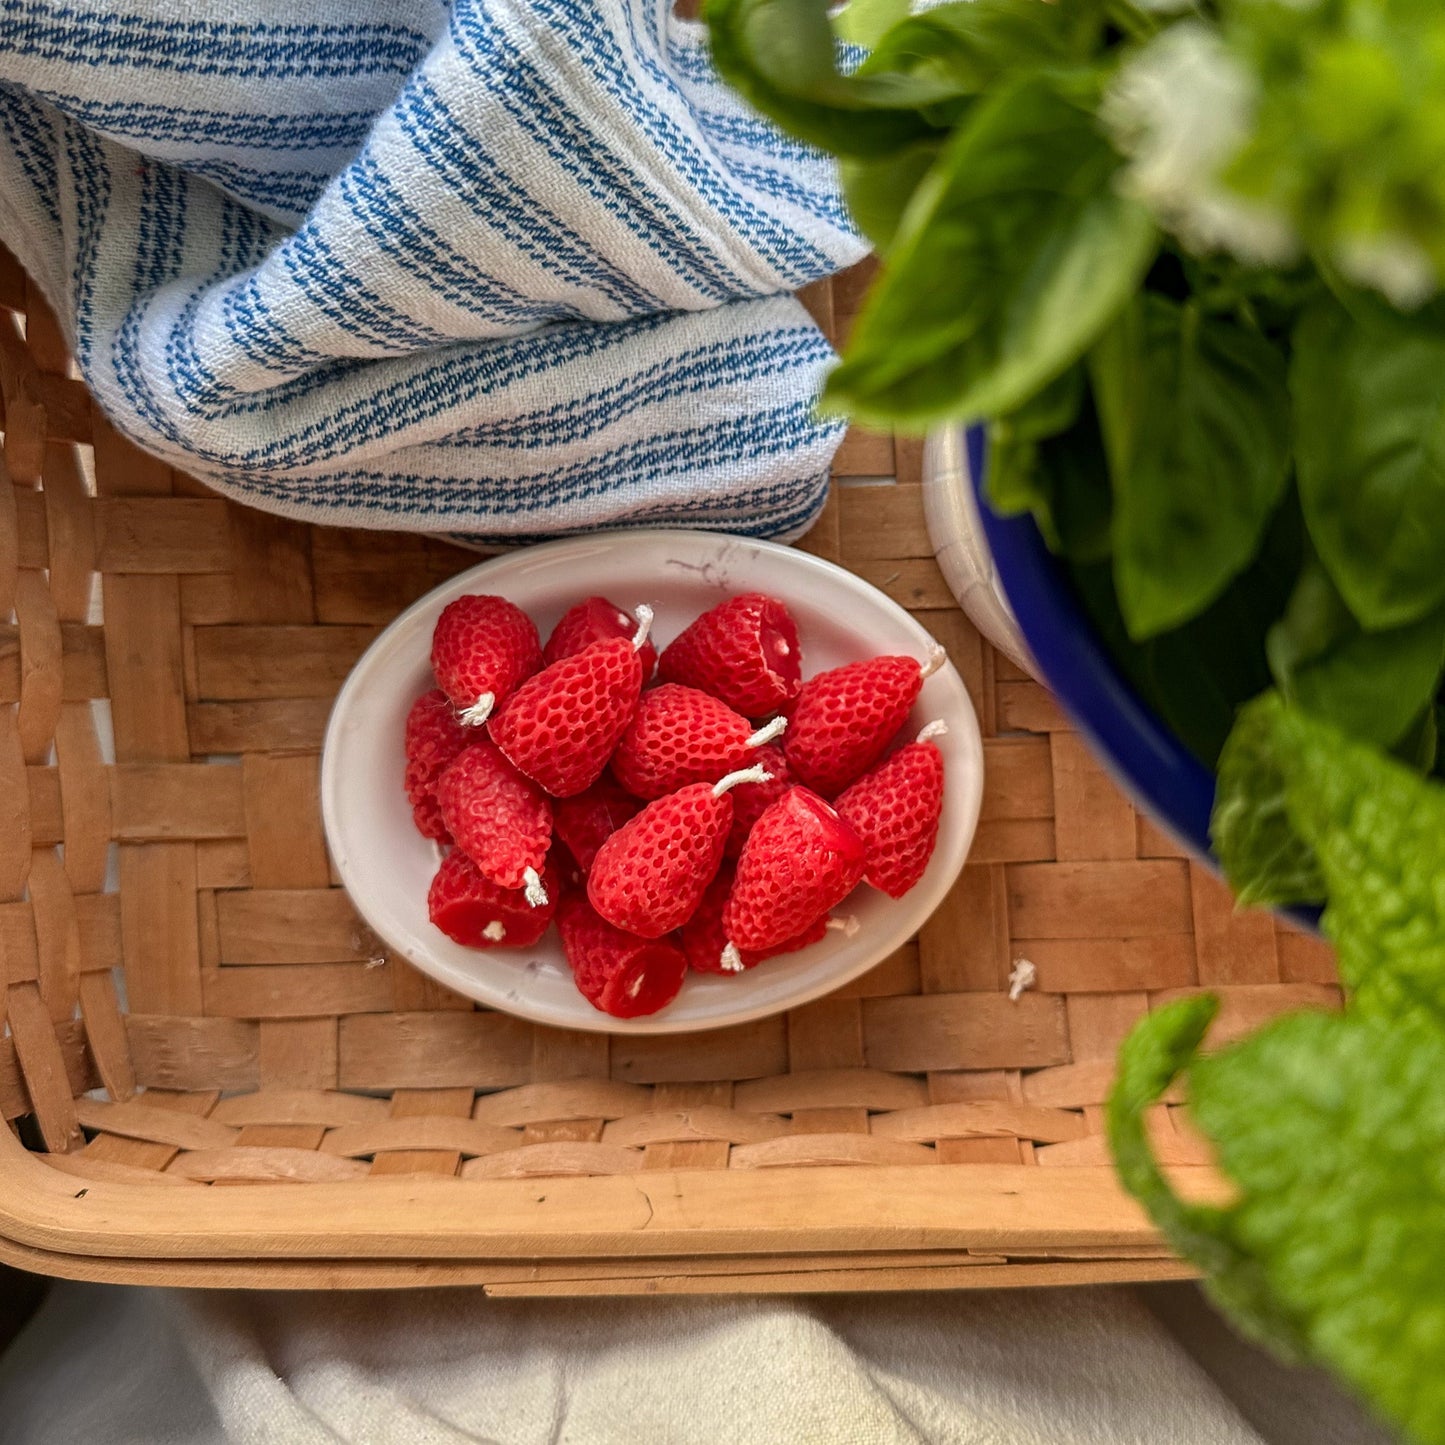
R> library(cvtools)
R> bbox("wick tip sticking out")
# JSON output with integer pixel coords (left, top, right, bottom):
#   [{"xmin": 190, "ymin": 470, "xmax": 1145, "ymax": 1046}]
[
  {"xmin": 713, "ymin": 765, "xmax": 772, "ymax": 797},
  {"xmin": 719, "ymin": 942, "xmax": 746, "ymax": 974},
  {"xmin": 482, "ymin": 920, "xmax": 507, "ymax": 942},
  {"xmin": 1008, "ymin": 958, "xmax": 1037, "ymax": 1001},
  {"xmin": 826, "ymin": 915, "xmax": 861, "ymax": 938},
  {"xmin": 523, "ymin": 867, "xmax": 549, "ymax": 909},
  {"xmin": 746, "ymin": 715, "xmax": 788, "ymax": 749},
  {"xmin": 916, "ymin": 719, "xmax": 949, "ymax": 744},
  {"xmin": 920, "ymin": 643, "xmax": 947, "ymax": 679},
  {"xmin": 459, "ymin": 693, "xmax": 495, "ymax": 727},
  {"xmin": 631, "ymin": 603, "xmax": 655, "ymax": 651}
]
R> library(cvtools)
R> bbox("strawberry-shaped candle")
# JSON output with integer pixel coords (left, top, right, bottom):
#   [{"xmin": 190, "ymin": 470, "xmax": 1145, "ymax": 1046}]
[
  {"xmin": 489, "ymin": 605, "xmax": 654, "ymax": 798},
  {"xmin": 587, "ymin": 764, "xmax": 772, "ymax": 938},
  {"xmin": 430, "ymin": 594, "xmax": 541, "ymax": 727},
  {"xmin": 611, "ymin": 683, "xmax": 787, "ymax": 800}
]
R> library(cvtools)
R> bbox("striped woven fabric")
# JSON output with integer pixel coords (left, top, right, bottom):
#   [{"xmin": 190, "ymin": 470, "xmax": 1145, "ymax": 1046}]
[{"xmin": 0, "ymin": 0, "xmax": 867, "ymax": 540}]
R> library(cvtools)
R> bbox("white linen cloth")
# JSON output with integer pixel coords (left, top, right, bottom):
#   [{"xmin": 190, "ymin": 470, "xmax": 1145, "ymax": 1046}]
[
  {"xmin": 0, "ymin": 0, "xmax": 866, "ymax": 542},
  {"xmin": 0, "ymin": 1283, "xmax": 1270, "ymax": 1445}
]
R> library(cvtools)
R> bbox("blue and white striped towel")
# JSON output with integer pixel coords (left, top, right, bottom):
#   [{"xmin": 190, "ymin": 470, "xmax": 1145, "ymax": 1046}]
[{"xmin": 0, "ymin": 0, "xmax": 867, "ymax": 542}]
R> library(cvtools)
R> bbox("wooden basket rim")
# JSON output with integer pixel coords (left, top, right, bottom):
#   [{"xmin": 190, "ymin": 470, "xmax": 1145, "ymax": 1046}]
[{"xmin": 0, "ymin": 1125, "xmax": 1219, "ymax": 1263}]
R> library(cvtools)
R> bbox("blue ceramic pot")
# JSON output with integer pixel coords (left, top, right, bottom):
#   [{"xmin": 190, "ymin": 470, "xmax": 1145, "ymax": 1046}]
[
  {"xmin": 962, "ymin": 424, "xmax": 1219, "ymax": 861},
  {"xmin": 959, "ymin": 425, "xmax": 1322, "ymax": 931}
]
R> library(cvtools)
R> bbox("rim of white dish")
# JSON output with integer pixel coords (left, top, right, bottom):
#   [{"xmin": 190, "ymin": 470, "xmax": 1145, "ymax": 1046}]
[{"xmin": 320, "ymin": 528, "xmax": 985, "ymax": 1034}]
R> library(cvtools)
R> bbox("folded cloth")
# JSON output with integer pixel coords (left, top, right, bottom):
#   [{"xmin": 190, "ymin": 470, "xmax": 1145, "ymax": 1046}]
[
  {"xmin": 0, "ymin": 0, "xmax": 867, "ymax": 542},
  {"xmin": 0, "ymin": 1283, "xmax": 1272, "ymax": 1445}
]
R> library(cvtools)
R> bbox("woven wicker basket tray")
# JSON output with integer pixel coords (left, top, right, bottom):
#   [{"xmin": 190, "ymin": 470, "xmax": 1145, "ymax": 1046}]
[{"xmin": 0, "ymin": 252, "xmax": 1341, "ymax": 1293}]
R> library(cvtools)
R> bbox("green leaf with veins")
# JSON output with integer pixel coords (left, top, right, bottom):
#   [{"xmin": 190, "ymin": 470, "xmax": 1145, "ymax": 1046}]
[
  {"xmin": 1212, "ymin": 694, "xmax": 1325, "ymax": 910},
  {"xmin": 1106, "ymin": 995, "xmax": 1306, "ymax": 1356},
  {"xmin": 1113, "ymin": 1001, "xmax": 1445, "ymax": 1445},
  {"xmin": 1291, "ymin": 298, "xmax": 1445, "ymax": 629},
  {"xmin": 1268, "ymin": 705, "xmax": 1445, "ymax": 1027},
  {"xmin": 1217, "ymin": 694, "xmax": 1445, "ymax": 1021},
  {"xmin": 1106, "ymin": 296, "xmax": 1292, "ymax": 640},
  {"xmin": 824, "ymin": 74, "xmax": 1157, "ymax": 429},
  {"xmin": 1267, "ymin": 554, "xmax": 1445, "ymax": 749}
]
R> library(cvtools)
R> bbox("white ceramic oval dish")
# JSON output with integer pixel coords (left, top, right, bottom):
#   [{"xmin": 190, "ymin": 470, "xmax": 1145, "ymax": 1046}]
[{"xmin": 321, "ymin": 529, "xmax": 984, "ymax": 1035}]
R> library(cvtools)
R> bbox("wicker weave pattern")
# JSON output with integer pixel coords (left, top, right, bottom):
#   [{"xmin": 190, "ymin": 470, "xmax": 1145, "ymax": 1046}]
[{"xmin": 0, "ymin": 251, "xmax": 1340, "ymax": 1279}]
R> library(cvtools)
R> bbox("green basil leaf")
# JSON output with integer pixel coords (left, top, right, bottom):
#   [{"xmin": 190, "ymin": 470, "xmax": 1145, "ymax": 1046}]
[
  {"xmin": 704, "ymin": 0, "xmax": 962, "ymax": 158},
  {"xmin": 832, "ymin": 0, "xmax": 911, "ymax": 50},
  {"xmin": 1291, "ymin": 298, "xmax": 1445, "ymax": 629},
  {"xmin": 1267, "ymin": 705, "xmax": 1445, "ymax": 1027},
  {"xmin": 1268, "ymin": 555, "xmax": 1445, "ymax": 749},
  {"xmin": 1114, "ymin": 1003, "xmax": 1445, "ymax": 1445},
  {"xmin": 1109, "ymin": 297, "xmax": 1292, "ymax": 641},
  {"xmin": 823, "ymin": 74, "xmax": 1157, "ymax": 428},
  {"xmin": 989, "ymin": 369, "xmax": 1113, "ymax": 563},
  {"xmin": 1212, "ymin": 694, "xmax": 1326, "ymax": 910},
  {"xmin": 860, "ymin": 0, "xmax": 1094, "ymax": 91},
  {"xmin": 837, "ymin": 0, "xmax": 1092, "ymax": 255},
  {"xmin": 839, "ymin": 141, "xmax": 944, "ymax": 256}
]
